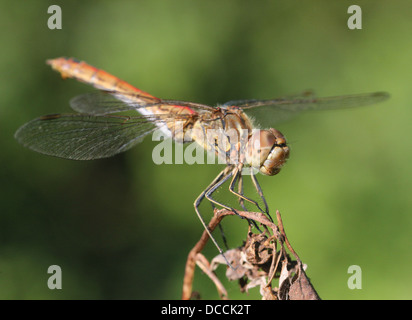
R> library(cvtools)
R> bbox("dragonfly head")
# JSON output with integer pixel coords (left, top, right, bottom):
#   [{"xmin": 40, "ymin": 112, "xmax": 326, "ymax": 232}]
[{"xmin": 246, "ymin": 128, "xmax": 290, "ymax": 176}]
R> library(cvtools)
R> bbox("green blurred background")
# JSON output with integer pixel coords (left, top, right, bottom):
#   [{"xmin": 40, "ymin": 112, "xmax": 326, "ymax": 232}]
[{"xmin": 1, "ymin": 0, "xmax": 411, "ymax": 299}]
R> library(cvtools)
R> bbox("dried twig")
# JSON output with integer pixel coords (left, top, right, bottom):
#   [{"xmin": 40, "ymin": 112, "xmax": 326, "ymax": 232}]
[
  {"xmin": 182, "ymin": 208, "xmax": 320, "ymax": 300},
  {"xmin": 195, "ymin": 253, "xmax": 228, "ymax": 299}
]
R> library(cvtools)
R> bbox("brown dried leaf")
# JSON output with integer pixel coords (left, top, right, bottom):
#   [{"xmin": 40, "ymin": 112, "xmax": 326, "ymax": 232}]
[
  {"xmin": 244, "ymin": 232, "xmax": 272, "ymax": 265},
  {"xmin": 244, "ymin": 275, "xmax": 266, "ymax": 292},
  {"xmin": 289, "ymin": 267, "xmax": 320, "ymax": 300},
  {"xmin": 277, "ymin": 260, "xmax": 291, "ymax": 300},
  {"xmin": 210, "ymin": 248, "xmax": 248, "ymax": 281}
]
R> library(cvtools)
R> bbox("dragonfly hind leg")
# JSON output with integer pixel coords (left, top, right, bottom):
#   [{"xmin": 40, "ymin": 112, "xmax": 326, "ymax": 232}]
[{"xmin": 194, "ymin": 167, "xmax": 234, "ymax": 267}]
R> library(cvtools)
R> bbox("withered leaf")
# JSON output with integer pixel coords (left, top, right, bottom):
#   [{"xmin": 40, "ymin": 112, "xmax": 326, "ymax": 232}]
[
  {"xmin": 289, "ymin": 267, "xmax": 321, "ymax": 300},
  {"xmin": 244, "ymin": 232, "xmax": 273, "ymax": 265},
  {"xmin": 210, "ymin": 248, "xmax": 247, "ymax": 281}
]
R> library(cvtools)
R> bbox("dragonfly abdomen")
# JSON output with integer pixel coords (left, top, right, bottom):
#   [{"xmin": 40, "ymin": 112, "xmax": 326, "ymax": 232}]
[{"xmin": 47, "ymin": 57, "xmax": 156, "ymax": 100}]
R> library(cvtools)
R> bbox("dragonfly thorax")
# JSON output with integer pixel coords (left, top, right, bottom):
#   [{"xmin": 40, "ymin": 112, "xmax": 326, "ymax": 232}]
[{"xmin": 246, "ymin": 128, "xmax": 290, "ymax": 176}]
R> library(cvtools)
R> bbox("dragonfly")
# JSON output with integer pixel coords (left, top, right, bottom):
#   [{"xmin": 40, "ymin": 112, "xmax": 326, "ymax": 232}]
[{"xmin": 15, "ymin": 57, "xmax": 389, "ymax": 258}]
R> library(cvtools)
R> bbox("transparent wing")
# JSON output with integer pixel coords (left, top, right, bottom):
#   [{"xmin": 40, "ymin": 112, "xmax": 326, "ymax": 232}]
[
  {"xmin": 14, "ymin": 113, "xmax": 169, "ymax": 160},
  {"xmin": 224, "ymin": 91, "xmax": 390, "ymax": 127},
  {"xmin": 70, "ymin": 91, "xmax": 215, "ymax": 116},
  {"xmin": 70, "ymin": 90, "xmax": 164, "ymax": 115}
]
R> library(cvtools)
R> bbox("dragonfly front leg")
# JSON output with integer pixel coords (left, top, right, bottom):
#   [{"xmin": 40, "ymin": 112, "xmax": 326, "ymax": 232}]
[
  {"xmin": 250, "ymin": 172, "xmax": 273, "ymax": 222},
  {"xmin": 232, "ymin": 165, "xmax": 263, "ymax": 232},
  {"xmin": 236, "ymin": 170, "xmax": 247, "ymax": 211}
]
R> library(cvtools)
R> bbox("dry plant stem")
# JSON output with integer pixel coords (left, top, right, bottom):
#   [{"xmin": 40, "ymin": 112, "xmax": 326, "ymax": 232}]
[
  {"xmin": 265, "ymin": 241, "xmax": 283, "ymax": 287},
  {"xmin": 182, "ymin": 208, "xmax": 282, "ymax": 300},
  {"xmin": 182, "ymin": 209, "xmax": 232, "ymax": 300},
  {"xmin": 276, "ymin": 210, "xmax": 301, "ymax": 263},
  {"xmin": 195, "ymin": 253, "xmax": 228, "ymax": 299}
]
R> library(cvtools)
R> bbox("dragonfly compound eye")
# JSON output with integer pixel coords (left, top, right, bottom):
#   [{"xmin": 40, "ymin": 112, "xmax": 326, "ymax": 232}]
[{"xmin": 246, "ymin": 128, "xmax": 290, "ymax": 176}]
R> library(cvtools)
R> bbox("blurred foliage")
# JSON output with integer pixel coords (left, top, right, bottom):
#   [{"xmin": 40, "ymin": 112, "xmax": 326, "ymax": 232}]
[{"xmin": 0, "ymin": 0, "xmax": 411, "ymax": 299}]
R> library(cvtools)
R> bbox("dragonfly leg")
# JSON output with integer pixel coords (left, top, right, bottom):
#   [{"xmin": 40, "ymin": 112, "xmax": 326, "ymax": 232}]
[
  {"xmin": 205, "ymin": 166, "xmax": 265, "ymax": 228},
  {"xmin": 204, "ymin": 170, "xmax": 235, "ymax": 213},
  {"xmin": 208, "ymin": 201, "xmax": 229, "ymax": 250},
  {"xmin": 250, "ymin": 172, "xmax": 273, "ymax": 222},
  {"xmin": 228, "ymin": 165, "xmax": 266, "ymax": 214},
  {"xmin": 194, "ymin": 167, "xmax": 234, "ymax": 267},
  {"xmin": 204, "ymin": 168, "xmax": 260, "ymax": 232},
  {"xmin": 235, "ymin": 167, "xmax": 262, "ymax": 232},
  {"xmin": 217, "ymin": 220, "xmax": 229, "ymax": 250},
  {"xmin": 236, "ymin": 170, "xmax": 247, "ymax": 211}
]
